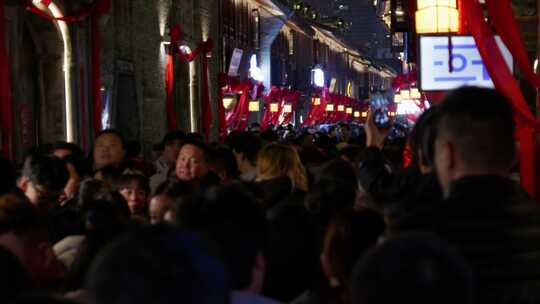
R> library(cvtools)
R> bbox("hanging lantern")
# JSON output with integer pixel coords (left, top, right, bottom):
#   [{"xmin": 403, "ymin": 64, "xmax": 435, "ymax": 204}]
[
  {"xmin": 354, "ymin": 111, "xmax": 361, "ymax": 118},
  {"xmin": 361, "ymin": 111, "xmax": 368, "ymax": 118},
  {"xmin": 394, "ymin": 94, "xmax": 403, "ymax": 103},
  {"xmin": 283, "ymin": 104, "xmax": 292, "ymax": 113},
  {"xmin": 326, "ymin": 104, "xmax": 335, "ymax": 112},
  {"xmin": 400, "ymin": 89, "xmax": 410, "ymax": 100},
  {"xmin": 337, "ymin": 105, "xmax": 345, "ymax": 112},
  {"xmin": 415, "ymin": 0, "xmax": 459, "ymax": 34},
  {"xmin": 249, "ymin": 100, "xmax": 260, "ymax": 112},
  {"xmin": 410, "ymin": 88, "xmax": 421, "ymax": 99},
  {"xmin": 223, "ymin": 96, "xmax": 236, "ymax": 111},
  {"xmin": 312, "ymin": 96, "xmax": 321, "ymax": 106},
  {"xmin": 270, "ymin": 103, "xmax": 279, "ymax": 113},
  {"xmin": 346, "ymin": 107, "xmax": 353, "ymax": 114}
]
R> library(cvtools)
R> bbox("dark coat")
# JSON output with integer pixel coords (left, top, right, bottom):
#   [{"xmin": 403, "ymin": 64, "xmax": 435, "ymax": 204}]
[{"xmin": 392, "ymin": 175, "xmax": 540, "ymax": 304}]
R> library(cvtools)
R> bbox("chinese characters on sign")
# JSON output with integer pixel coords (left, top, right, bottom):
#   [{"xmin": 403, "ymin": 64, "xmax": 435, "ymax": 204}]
[{"xmin": 419, "ymin": 36, "xmax": 513, "ymax": 91}]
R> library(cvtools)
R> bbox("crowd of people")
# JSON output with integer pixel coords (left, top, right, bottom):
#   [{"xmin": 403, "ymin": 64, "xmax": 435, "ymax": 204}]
[{"xmin": 1, "ymin": 86, "xmax": 539, "ymax": 304}]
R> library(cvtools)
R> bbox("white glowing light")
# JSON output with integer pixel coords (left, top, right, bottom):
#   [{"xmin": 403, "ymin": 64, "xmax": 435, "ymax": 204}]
[
  {"xmin": 249, "ymin": 54, "xmax": 264, "ymax": 82},
  {"xmin": 397, "ymin": 99, "xmax": 423, "ymax": 115},
  {"xmin": 313, "ymin": 67, "xmax": 325, "ymax": 87},
  {"xmin": 534, "ymin": 59, "xmax": 539, "ymax": 71}
]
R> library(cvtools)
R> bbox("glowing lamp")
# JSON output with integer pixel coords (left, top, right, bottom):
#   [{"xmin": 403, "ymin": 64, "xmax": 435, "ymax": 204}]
[
  {"xmin": 394, "ymin": 94, "xmax": 402, "ymax": 103},
  {"xmin": 270, "ymin": 103, "xmax": 279, "ymax": 113},
  {"xmin": 354, "ymin": 111, "xmax": 361, "ymax": 118},
  {"xmin": 361, "ymin": 111, "xmax": 368, "ymax": 118},
  {"xmin": 410, "ymin": 88, "xmax": 421, "ymax": 99},
  {"xmin": 313, "ymin": 97, "xmax": 321, "ymax": 106},
  {"xmin": 400, "ymin": 89, "xmax": 410, "ymax": 99},
  {"xmin": 249, "ymin": 54, "xmax": 264, "ymax": 82},
  {"xmin": 223, "ymin": 97, "xmax": 235, "ymax": 110},
  {"xmin": 337, "ymin": 105, "xmax": 345, "ymax": 112},
  {"xmin": 416, "ymin": 0, "xmax": 459, "ymax": 34},
  {"xmin": 326, "ymin": 104, "xmax": 335, "ymax": 112},
  {"xmin": 283, "ymin": 104, "xmax": 292, "ymax": 113},
  {"xmin": 249, "ymin": 101, "xmax": 260, "ymax": 112},
  {"xmin": 346, "ymin": 107, "xmax": 353, "ymax": 114},
  {"xmin": 312, "ymin": 67, "xmax": 325, "ymax": 87}
]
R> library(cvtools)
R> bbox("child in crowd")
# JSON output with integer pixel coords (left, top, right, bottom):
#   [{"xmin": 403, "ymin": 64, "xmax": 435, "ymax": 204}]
[{"xmin": 116, "ymin": 174, "xmax": 150, "ymax": 220}]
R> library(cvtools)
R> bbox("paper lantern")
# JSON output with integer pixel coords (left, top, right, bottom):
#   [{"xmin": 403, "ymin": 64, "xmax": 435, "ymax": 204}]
[
  {"xmin": 223, "ymin": 97, "xmax": 235, "ymax": 111},
  {"xmin": 416, "ymin": 0, "xmax": 459, "ymax": 34},
  {"xmin": 361, "ymin": 111, "xmax": 368, "ymax": 118},
  {"xmin": 283, "ymin": 104, "xmax": 292, "ymax": 113},
  {"xmin": 354, "ymin": 111, "xmax": 361, "ymax": 118},
  {"xmin": 394, "ymin": 94, "xmax": 403, "ymax": 103},
  {"xmin": 326, "ymin": 104, "xmax": 335, "ymax": 112},
  {"xmin": 346, "ymin": 107, "xmax": 353, "ymax": 114},
  {"xmin": 337, "ymin": 105, "xmax": 345, "ymax": 112},
  {"xmin": 400, "ymin": 89, "xmax": 410, "ymax": 99},
  {"xmin": 410, "ymin": 88, "xmax": 421, "ymax": 99},
  {"xmin": 313, "ymin": 97, "xmax": 321, "ymax": 106},
  {"xmin": 248, "ymin": 101, "xmax": 259, "ymax": 112},
  {"xmin": 270, "ymin": 103, "xmax": 279, "ymax": 113}
]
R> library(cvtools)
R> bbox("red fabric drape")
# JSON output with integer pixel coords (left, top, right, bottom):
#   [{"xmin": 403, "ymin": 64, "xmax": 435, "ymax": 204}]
[
  {"xmin": 220, "ymin": 74, "xmax": 252, "ymax": 132},
  {"xmin": 461, "ymin": 0, "xmax": 540, "ymax": 199},
  {"xmin": 0, "ymin": 1, "xmax": 13, "ymax": 159},
  {"xmin": 201, "ymin": 55, "xmax": 212, "ymax": 140},
  {"xmin": 165, "ymin": 53, "xmax": 177, "ymax": 130},
  {"xmin": 26, "ymin": 0, "xmax": 111, "ymax": 136}
]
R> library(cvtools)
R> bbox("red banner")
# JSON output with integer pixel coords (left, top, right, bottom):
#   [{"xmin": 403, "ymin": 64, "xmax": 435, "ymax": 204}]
[
  {"xmin": 462, "ymin": 0, "xmax": 540, "ymax": 199},
  {"xmin": 0, "ymin": 1, "xmax": 13, "ymax": 159}
]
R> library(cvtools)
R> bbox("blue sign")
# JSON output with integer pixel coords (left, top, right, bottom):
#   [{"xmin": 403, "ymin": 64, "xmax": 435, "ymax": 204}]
[{"xmin": 419, "ymin": 36, "xmax": 513, "ymax": 91}]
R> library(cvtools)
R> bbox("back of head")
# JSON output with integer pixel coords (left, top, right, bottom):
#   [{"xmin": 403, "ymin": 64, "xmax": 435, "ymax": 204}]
[
  {"xmin": 437, "ymin": 87, "xmax": 515, "ymax": 172},
  {"xmin": 229, "ymin": 132, "xmax": 264, "ymax": 166},
  {"xmin": 352, "ymin": 233, "xmax": 475, "ymax": 304},
  {"xmin": 22, "ymin": 154, "xmax": 69, "ymax": 203},
  {"xmin": 208, "ymin": 146, "xmax": 240, "ymax": 181},
  {"xmin": 187, "ymin": 182, "xmax": 267, "ymax": 290},
  {"xmin": 257, "ymin": 143, "xmax": 308, "ymax": 191},
  {"xmin": 87, "ymin": 225, "xmax": 230, "ymax": 304},
  {"xmin": 408, "ymin": 106, "xmax": 440, "ymax": 170}
]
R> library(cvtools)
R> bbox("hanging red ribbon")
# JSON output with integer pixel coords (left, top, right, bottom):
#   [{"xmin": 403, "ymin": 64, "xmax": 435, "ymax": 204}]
[
  {"xmin": 0, "ymin": 1, "xmax": 13, "ymax": 159},
  {"xmin": 461, "ymin": 0, "xmax": 540, "ymax": 199},
  {"xmin": 167, "ymin": 24, "xmax": 213, "ymax": 139},
  {"xmin": 25, "ymin": 0, "xmax": 111, "ymax": 136}
]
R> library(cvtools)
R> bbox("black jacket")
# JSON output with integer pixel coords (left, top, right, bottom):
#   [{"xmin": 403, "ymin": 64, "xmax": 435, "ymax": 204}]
[{"xmin": 392, "ymin": 175, "xmax": 540, "ymax": 304}]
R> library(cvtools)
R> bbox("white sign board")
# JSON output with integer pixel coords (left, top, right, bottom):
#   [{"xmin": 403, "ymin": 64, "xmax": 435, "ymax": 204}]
[
  {"xmin": 228, "ymin": 48, "xmax": 244, "ymax": 77},
  {"xmin": 419, "ymin": 36, "xmax": 513, "ymax": 91}
]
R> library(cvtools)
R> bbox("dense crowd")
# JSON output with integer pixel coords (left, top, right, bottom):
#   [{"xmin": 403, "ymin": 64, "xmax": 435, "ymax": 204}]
[{"xmin": 1, "ymin": 86, "xmax": 539, "ymax": 304}]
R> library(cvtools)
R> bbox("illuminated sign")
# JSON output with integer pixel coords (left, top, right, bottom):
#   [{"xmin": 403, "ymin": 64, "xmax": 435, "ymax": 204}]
[{"xmin": 419, "ymin": 36, "xmax": 513, "ymax": 91}]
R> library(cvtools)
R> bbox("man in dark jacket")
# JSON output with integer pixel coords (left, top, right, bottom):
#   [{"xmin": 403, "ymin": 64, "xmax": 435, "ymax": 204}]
[{"xmin": 393, "ymin": 87, "xmax": 540, "ymax": 304}]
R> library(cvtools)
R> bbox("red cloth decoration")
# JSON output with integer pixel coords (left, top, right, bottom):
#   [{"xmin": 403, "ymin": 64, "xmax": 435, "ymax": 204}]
[
  {"xmin": 25, "ymin": 0, "xmax": 111, "ymax": 136},
  {"xmin": 0, "ymin": 1, "xmax": 13, "ymax": 159},
  {"xmin": 219, "ymin": 74, "xmax": 254, "ymax": 132},
  {"xmin": 167, "ymin": 24, "xmax": 213, "ymax": 139},
  {"xmin": 461, "ymin": 0, "xmax": 540, "ymax": 199}
]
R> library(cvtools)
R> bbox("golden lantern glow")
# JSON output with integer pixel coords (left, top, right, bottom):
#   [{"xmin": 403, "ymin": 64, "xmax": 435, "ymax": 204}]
[
  {"xmin": 326, "ymin": 104, "xmax": 335, "ymax": 112},
  {"xmin": 400, "ymin": 89, "xmax": 410, "ymax": 100},
  {"xmin": 410, "ymin": 88, "xmax": 421, "ymax": 99},
  {"xmin": 223, "ymin": 96, "xmax": 236, "ymax": 111},
  {"xmin": 313, "ymin": 97, "xmax": 321, "ymax": 106},
  {"xmin": 394, "ymin": 94, "xmax": 402, "ymax": 103},
  {"xmin": 346, "ymin": 107, "xmax": 353, "ymax": 114},
  {"xmin": 248, "ymin": 101, "xmax": 260, "ymax": 112},
  {"xmin": 270, "ymin": 103, "xmax": 279, "ymax": 113},
  {"xmin": 337, "ymin": 105, "xmax": 345, "ymax": 112},
  {"xmin": 283, "ymin": 104, "xmax": 292, "ymax": 113},
  {"xmin": 389, "ymin": 111, "xmax": 396, "ymax": 117},
  {"xmin": 354, "ymin": 111, "xmax": 360, "ymax": 118},
  {"xmin": 361, "ymin": 111, "xmax": 368, "ymax": 118},
  {"xmin": 416, "ymin": 0, "xmax": 459, "ymax": 34}
]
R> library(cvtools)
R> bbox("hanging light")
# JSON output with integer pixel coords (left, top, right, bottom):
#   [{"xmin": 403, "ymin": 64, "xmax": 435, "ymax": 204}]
[
  {"xmin": 312, "ymin": 96, "xmax": 321, "ymax": 106},
  {"xmin": 354, "ymin": 111, "xmax": 361, "ymax": 118},
  {"xmin": 394, "ymin": 94, "xmax": 403, "ymax": 103},
  {"xmin": 361, "ymin": 111, "xmax": 368, "ymax": 118},
  {"xmin": 249, "ymin": 100, "xmax": 260, "ymax": 112},
  {"xmin": 410, "ymin": 88, "xmax": 421, "ymax": 99},
  {"xmin": 223, "ymin": 96, "xmax": 235, "ymax": 111},
  {"xmin": 326, "ymin": 104, "xmax": 335, "ymax": 112},
  {"xmin": 270, "ymin": 103, "xmax": 279, "ymax": 113},
  {"xmin": 346, "ymin": 107, "xmax": 353, "ymax": 114},
  {"xmin": 400, "ymin": 89, "xmax": 410, "ymax": 99},
  {"xmin": 283, "ymin": 104, "xmax": 293, "ymax": 113},
  {"xmin": 416, "ymin": 0, "xmax": 459, "ymax": 34},
  {"xmin": 337, "ymin": 105, "xmax": 345, "ymax": 112}
]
